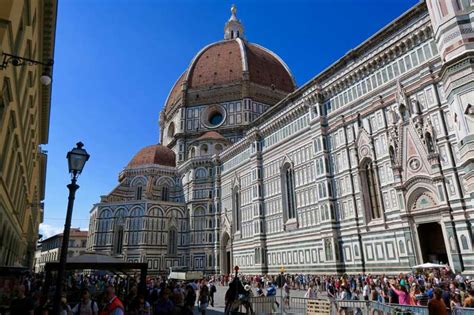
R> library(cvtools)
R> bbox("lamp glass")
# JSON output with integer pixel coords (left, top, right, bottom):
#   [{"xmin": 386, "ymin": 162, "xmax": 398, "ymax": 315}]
[
  {"xmin": 40, "ymin": 74, "xmax": 52, "ymax": 86},
  {"xmin": 67, "ymin": 145, "xmax": 89, "ymax": 174}
]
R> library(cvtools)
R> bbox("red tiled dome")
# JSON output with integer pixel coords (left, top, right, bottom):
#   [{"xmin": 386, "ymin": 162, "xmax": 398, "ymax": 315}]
[
  {"xmin": 127, "ymin": 144, "xmax": 176, "ymax": 168},
  {"xmin": 164, "ymin": 39, "xmax": 296, "ymax": 111}
]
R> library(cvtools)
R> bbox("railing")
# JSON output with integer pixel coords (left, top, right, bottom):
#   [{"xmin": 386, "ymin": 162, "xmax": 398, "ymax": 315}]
[
  {"xmin": 246, "ymin": 296, "xmax": 276, "ymax": 315},
  {"xmin": 285, "ymin": 296, "xmax": 308, "ymax": 313},
  {"xmin": 279, "ymin": 297, "xmax": 474, "ymax": 315},
  {"xmin": 368, "ymin": 301, "xmax": 428, "ymax": 314}
]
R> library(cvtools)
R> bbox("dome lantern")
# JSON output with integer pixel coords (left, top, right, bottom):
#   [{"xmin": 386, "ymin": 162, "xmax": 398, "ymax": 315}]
[{"xmin": 224, "ymin": 4, "xmax": 244, "ymax": 40}]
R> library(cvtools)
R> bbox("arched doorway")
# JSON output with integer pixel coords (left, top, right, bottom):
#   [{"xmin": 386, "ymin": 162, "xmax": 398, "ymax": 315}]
[
  {"xmin": 221, "ymin": 232, "xmax": 231, "ymax": 275},
  {"xmin": 417, "ymin": 222, "xmax": 448, "ymax": 264}
]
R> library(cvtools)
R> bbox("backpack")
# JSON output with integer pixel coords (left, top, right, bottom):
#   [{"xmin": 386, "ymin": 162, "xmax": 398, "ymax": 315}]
[
  {"xmin": 150, "ymin": 288, "xmax": 159, "ymax": 303},
  {"xmin": 76, "ymin": 300, "xmax": 97, "ymax": 315},
  {"xmin": 344, "ymin": 291, "xmax": 352, "ymax": 300}
]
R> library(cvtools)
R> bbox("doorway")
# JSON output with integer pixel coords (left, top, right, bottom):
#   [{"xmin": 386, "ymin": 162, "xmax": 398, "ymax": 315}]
[
  {"xmin": 226, "ymin": 251, "xmax": 231, "ymax": 274},
  {"xmin": 417, "ymin": 222, "xmax": 448, "ymax": 264},
  {"xmin": 221, "ymin": 232, "xmax": 231, "ymax": 274}
]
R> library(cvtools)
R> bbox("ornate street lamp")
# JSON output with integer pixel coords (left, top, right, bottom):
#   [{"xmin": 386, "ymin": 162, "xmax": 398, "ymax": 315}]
[
  {"xmin": 0, "ymin": 52, "xmax": 54, "ymax": 85},
  {"xmin": 52, "ymin": 142, "xmax": 89, "ymax": 314}
]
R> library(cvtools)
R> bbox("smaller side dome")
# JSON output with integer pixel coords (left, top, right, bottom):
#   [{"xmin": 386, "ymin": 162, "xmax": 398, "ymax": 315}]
[{"xmin": 127, "ymin": 144, "xmax": 176, "ymax": 168}]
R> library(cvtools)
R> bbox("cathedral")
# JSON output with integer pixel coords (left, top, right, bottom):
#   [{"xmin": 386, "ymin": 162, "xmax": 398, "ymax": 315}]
[{"xmin": 88, "ymin": 1, "xmax": 474, "ymax": 275}]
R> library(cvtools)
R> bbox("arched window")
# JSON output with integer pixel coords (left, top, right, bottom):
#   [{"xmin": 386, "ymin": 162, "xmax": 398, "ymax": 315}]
[
  {"xmin": 189, "ymin": 147, "xmax": 196, "ymax": 158},
  {"xmin": 215, "ymin": 144, "xmax": 223, "ymax": 153},
  {"xmin": 461, "ymin": 235, "xmax": 469, "ymax": 250},
  {"xmin": 128, "ymin": 209, "xmax": 143, "ymax": 245},
  {"xmin": 399, "ymin": 104, "xmax": 409, "ymax": 122},
  {"xmin": 114, "ymin": 210, "xmax": 126, "ymax": 254},
  {"xmin": 282, "ymin": 163, "xmax": 296, "ymax": 220},
  {"xmin": 162, "ymin": 186, "xmax": 169, "ymax": 202},
  {"xmin": 98, "ymin": 210, "xmax": 112, "ymax": 246},
  {"xmin": 389, "ymin": 146, "xmax": 396, "ymax": 163},
  {"xmin": 230, "ymin": 30, "xmax": 234, "ymax": 39},
  {"xmin": 168, "ymin": 228, "xmax": 177, "ymax": 255},
  {"xmin": 195, "ymin": 168, "xmax": 207, "ymax": 179},
  {"xmin": 425, "ymin": 132, "xmax": 435, "ymax": 153},
  {"xmin": 167, "ymin": 122, "xmax": 175, "ymax": 138},
  {"xmin": 114, "ymin": 227, "xmax": 124, "ymax": 254},
  {"xmin": 360, "ymin": 159, "xmax": 382, "ymax": 220},
  {"xmin": 324, "ymin": 239, "xmax": 333, "ymax": 261},
  {"xmin": 200, "ymin": 144, "xmax": 208, "ymax": 155},
  {"xmin": 136, "ymin": 186, "xmax": 142, "ymax": 200},
  {"xmin": 208, "ymin": 233, "xmax": 212, "ymax": 243},
  {"xmin": 233, "ymin": 186, "xmax": 241, "ymax": 232}
]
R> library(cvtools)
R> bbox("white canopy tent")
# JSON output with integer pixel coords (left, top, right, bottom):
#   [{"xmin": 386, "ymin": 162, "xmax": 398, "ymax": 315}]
[{"xmin": 411, "ymin": 262, "xmax": 447, "ymax": 269}]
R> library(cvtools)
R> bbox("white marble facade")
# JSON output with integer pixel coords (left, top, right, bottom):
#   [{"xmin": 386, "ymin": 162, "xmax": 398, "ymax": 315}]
[{"xmin": 88, "ymin": 1, "xmax": 474, "ymax": 275}]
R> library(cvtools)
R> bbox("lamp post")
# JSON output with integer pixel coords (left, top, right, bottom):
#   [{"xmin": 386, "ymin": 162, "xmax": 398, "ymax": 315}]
[
  {"xmin": 0, "ymin": 52, "xmax": 53, "ymax": 85},
  {"xmin": 52, "ymin": 142, "xmax": 89, "ymax": 315}
]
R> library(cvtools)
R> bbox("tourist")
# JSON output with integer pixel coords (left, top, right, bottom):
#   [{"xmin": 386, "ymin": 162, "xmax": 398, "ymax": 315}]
[
  {"xmin": 198, "ymin": 284, "xmax": 209, "ymax": 315},
  {"xmin": 209, "ymin": 280, "xmax": 216, "ymax": 307},
  {"xmin": 129, "ymin": 294, "xmax": 150, "ymax": 315},
  {"xmin": 415, "ymin": 286, "xmax": 429, "ymax": 306},
  {"xmin": 255, "ymin": 282, "xmax": 265, "ymax": 297},
  {"xmin": 9, "ymin": 285, "xmax": 34, "ymax": 315},
  {"xmin": 100, "ymin": 285, "xmax": 124, "ymax": 315},
  {"xmin": 362, "ymin": 281, "xmax": 370, "ymax": 301},
  {"xmin": 183, "ymin": 284, "xmax": 196, "ymax": 313},
  {"xmin": 155, "ymin": 288, "xmax": 174, "ymax": 315},
  {"xmin": 304, "ymin": 282, "xmax": 317, "ymax": 299},
  {"xmin": 389, "ymin": 282, "xmax": 410, "ymax": 305},
  {"xmin": 283, "ymin": 281, "xmax": 291, "ymax": 306},
  {"xmin": 266, "ymin": 281, "xmax": 279, "ymax": 309},
  {"xmin": 449, "ymin": 292, "xmax": 462, "ymax": 312},
  {"xmin": 72, "ymin": 288, "xmax": 99, "ymax": 315},
  {"xmin": 464, "ymin": 289, "xmax": 474, "ymax": 307},
  {"xmin": 428, "ymin": 288, "xmax": 448, "ymax": 315},
  {"xmin": 60, "ymin": 297, "xmax": 73, "ymax": 315}
]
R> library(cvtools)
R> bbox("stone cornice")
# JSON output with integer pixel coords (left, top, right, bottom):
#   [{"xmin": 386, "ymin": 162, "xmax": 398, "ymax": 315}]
[
  {"xmin": 118, "ymin": 165, "xmax": 177, "ymax": 181},
  {"xmin": 325, "ymin": 60, "xmax": 442, "ymax": 132},
  {"xmin": 322, "ymin": 21, "xmax": 434, "ymax": 100}
]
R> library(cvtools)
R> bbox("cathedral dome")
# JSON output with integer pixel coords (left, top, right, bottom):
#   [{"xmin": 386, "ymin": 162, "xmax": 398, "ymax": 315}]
[
  {"xmin": 127, "ymin": 144, "xmax": 176, "ymax": 168},
  {"xmin": 163, "ymin": 5, "xmax": 296, "ymax": 114}
]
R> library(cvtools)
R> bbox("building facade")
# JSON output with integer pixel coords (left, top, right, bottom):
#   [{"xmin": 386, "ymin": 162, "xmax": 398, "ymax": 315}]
[
  {"xmin": 0, "ymin": 0, "xmax": 57, "ymax": 268},
  {"xmin": 89, "ymin": 1, "xmax": 474, "ymax": 275},
  {"xmin": 34, "ymin": 228, "xmax": 88, "ymax": 273}
]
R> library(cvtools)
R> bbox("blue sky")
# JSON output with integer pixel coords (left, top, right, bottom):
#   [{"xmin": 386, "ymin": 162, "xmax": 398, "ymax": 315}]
[{"xmin": 41, "ymin": 0, "xmax": 418, "ymax": 238}]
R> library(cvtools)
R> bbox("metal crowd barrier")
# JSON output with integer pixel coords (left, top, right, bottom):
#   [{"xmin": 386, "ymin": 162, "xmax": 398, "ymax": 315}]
[
  {"xmin": 249, "ymin": 296, "xmax": 277, "ymax": 315},
  {"xmin": 368, "ymin": 301, "xmax": 428, "ymax": 315},
  {"xmin": 250, "ymin": 296, "xmax": 474, "ymax": 315},
  {"xmin": 285, "ymin": 296, "xmax": 308, "ymax": 313}
]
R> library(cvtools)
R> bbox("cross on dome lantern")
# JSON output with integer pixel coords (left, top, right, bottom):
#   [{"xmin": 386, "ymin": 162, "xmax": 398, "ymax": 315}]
[{"xmin": 224, "ymin": 4, "xmax": 245, "ymax": 40}]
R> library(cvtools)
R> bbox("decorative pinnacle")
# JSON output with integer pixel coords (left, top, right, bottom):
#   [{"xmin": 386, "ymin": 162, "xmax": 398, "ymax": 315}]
[{"xmin": 229, "ymin": 4, "xmax": 238, "ymax": 21}]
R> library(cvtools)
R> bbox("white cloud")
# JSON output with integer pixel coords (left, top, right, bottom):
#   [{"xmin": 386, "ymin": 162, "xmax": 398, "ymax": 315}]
[{"xmin": 39, "ymin": 223, "xmax": 63, "ymax": 239}]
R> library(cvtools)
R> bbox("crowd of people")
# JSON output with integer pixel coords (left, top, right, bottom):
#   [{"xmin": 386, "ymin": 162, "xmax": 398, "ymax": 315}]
[{"xmin": 1, "ymin": 267, "xmax": 474, "ymax": 314}]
